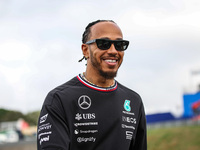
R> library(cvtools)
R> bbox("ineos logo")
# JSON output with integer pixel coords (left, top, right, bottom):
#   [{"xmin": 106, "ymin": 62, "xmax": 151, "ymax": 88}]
[{"xmin": 78, "ymin": 95, "xmax": 91, "ymax": 109}]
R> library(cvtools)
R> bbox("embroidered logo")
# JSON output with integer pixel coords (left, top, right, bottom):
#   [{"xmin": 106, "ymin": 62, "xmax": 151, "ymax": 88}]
[
  {"xmin": 78, "ymin": 95, "xmax": 91, "ymax": 109},
  {"xmin": 75, "ymin": 113, "xmax": 82, "ymax": 121},
  {"xmin": 40, "ymin": 114, "xmax": 48, "ymax": 124},
  {"xmin": 124, "ymin": 100, "xmax": 131, "ymax": 112},
  {"xmin": 126, "ymin": 131, "xmax": 133, "ymax": 140}
]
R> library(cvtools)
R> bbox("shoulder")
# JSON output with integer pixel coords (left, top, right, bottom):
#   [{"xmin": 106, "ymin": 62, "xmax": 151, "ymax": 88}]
[
  {"xmin": 43, "ymin": 76, "xmax": 80, "ymax": 105},
  {"xmin": 117, "ymin": 81, "xmax": 142, "ymax": 100},
  {"xmin": 50, "ymin": 76, "xmax": 79, "ymax": 94}
]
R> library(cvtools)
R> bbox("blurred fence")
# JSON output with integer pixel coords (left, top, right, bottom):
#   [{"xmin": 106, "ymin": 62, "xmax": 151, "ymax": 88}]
[{"xmin": 147, "ymin": 118, "xmax": 200, "ymax": 129}]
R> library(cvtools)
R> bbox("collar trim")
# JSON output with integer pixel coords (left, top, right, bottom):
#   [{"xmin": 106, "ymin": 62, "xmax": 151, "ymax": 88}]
[{"xmin": 77, "ymin": 74, "xmax": 117, "ymax": 92}]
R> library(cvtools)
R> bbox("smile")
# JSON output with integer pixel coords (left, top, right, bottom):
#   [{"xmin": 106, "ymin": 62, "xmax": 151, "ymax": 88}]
[
  {"xmin": 104, "ymin": 59, "xmax": 117, "ymax": 63},
  {"xmin": 103, "ymin": 58, "xmax": 119, "ymax": 66}
]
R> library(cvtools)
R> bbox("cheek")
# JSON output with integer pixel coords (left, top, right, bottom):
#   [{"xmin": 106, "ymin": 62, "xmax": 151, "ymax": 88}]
[
  {"xmin": 119, "ymin": 52, "xmax": 124, "ymax": 62},
  {"xmin": 93, "ymin": 50, "xmax": 105, "ymax": 61}
]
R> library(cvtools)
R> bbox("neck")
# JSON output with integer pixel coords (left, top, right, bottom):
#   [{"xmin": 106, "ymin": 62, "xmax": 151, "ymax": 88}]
[{"xmin": 83, "ymin": 72, "xmax": 115, "ymax": 88}]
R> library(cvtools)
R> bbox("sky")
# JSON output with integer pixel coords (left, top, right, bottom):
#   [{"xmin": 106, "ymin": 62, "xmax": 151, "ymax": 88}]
[{"xmin": 0, "ymin": 0, "xmax": 200, "ymax": 116}]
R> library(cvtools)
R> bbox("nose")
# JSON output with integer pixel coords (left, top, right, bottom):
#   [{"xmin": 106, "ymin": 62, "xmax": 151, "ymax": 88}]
[{"xmin": 107, "ymin": 43, "xmax": 118, "ymax": 54}]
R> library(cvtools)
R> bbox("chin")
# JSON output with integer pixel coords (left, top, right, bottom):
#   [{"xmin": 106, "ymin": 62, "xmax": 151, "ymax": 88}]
[{"xmin": 99, "ymin": 70, "xmax": 118, "ymax": 79}]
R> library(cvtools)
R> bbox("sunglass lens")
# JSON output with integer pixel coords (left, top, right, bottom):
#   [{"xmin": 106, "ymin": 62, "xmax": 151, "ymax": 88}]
[
  {"xmin": 123, "ymin": 41, "xmax": 129, "ymax": 50},
  {"xmin": 97, "ymin": 40, "xmax": 111, "ymax": 50},
  {"xmin": 115, "ymin": 41, "xmax": 129, "ymax": 51},
  {"xmin": 115, "ymin": 41, "xmax": 123, "ymax": 51},
  {"xmin": 123, "ymin": 41, "xmax": 128, "ymax": 50}
]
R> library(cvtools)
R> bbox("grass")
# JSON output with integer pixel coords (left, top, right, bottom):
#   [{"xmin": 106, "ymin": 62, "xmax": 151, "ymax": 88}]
[{"xmin": 147, "ymin": 125, "xmax": 200, "ymax": 150}]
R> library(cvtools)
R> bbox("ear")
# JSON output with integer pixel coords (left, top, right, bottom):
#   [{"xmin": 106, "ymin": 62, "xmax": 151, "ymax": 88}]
[{"xmin": 81, "ymin": 44, "xmax": 89, "ymax": 58}]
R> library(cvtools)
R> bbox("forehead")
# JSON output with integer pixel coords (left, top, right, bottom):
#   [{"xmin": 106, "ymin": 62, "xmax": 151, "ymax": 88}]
[{"xmin": 90, "ymin": 22, "xmax": 123, "ymax": 40}]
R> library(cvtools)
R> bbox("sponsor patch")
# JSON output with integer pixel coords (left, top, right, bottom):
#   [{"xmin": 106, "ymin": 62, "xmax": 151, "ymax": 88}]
[
  {"xmin": 74, "ymin": 122, "xmax": 98, "ymax": 127},
  {"xmin": 124, "ymin": 100, "xmax": 131, "ymax": 112},
  {"xmin": 122, "ymin": 111, "xmax": 135, "ymax": 116},
  {"xmin": 38, "ymin": 123, "xmax": 52, "ymax": 132},
  {"xmin": 40, "ymin": 135, "xmax": 50, "ymax": 145},
  {"xmin": 122, "ymin": 116, "xmax": 137, "ymax": 124},
  {"xmin": 77, "ymin": 137, "xmax": 96, "ymax": 143},
  {"xmin": 40, "ymin": 114, "xmax": 48, "ymax": 124},
  {"xmin": 38, "ymin": 131, "xmax": 52, "ymax": 139},
  {"xmin": 122, "ymin": 124, "xmax": 135, "ymax": 130},
  {"xmin": 75, "ymin": 113, "xmax": 96, "ymax": 121},
  {"xmin": 126, "ymin": 131, "xmax": 133, "ymax": 140},
  {"xmin": 74, "ymin": 129, "xmax": 98, "ymax": 135},
  {"xmin": 78, "ymin": 95, "xmax": 91, "ymax": 110}
]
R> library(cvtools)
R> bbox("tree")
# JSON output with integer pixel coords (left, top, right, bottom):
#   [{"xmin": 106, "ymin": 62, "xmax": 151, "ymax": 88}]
[{"xmin": 0, "ymin": 108, "xmax": 40, "ymax": 125}]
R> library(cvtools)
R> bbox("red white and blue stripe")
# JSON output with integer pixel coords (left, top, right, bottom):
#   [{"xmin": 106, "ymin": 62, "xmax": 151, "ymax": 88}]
[{"xmin": 77, "ymin": 74, "xmax": 117, "ymax": 92}]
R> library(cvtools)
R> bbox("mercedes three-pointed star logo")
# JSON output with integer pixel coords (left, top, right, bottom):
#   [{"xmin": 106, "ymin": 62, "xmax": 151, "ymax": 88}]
[{"xmin": 78, "ymin": 95, "xmax": 91, "ymax": 109}]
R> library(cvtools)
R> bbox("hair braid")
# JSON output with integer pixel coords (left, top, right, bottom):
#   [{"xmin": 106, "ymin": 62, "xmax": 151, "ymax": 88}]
[{"xmin": 82, "ymin": 20, "xmax": 115, "ymax": 44}]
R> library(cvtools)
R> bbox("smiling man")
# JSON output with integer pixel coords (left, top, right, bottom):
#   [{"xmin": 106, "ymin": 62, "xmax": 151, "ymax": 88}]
[
  {"xmin": 82, "ymin": 21, "xmax": 125, "ymax": 87},
  {"xmin": 37, "ymin": 20, "xmax": 147, "ymax": 150}
]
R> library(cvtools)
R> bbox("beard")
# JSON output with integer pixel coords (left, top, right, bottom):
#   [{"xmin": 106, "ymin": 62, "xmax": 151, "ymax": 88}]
[
  {"xmin": 89, "ymin": 50, "xmax": 118, "ymax": 79},
  {"xmin": 98, "ymin": 67, "xmax": 118, "ymax": 79}
]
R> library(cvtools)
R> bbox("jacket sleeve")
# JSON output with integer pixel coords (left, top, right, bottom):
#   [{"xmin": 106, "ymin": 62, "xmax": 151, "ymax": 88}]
[
  {"xmin": 37, "ymin": 92, "xmax": 70, "ymax": 150},
  {"xmin": 131, "ymin": 102, "xmax": 147, "ymax": 150}
]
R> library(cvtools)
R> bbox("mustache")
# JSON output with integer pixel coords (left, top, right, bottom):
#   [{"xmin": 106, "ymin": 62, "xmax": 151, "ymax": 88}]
[{"xmin": 101, "ymin": 55, "xmax": 120, "ymax": 60}]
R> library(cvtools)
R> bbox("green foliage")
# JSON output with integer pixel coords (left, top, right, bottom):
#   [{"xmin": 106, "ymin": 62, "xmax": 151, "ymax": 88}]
[
  {"xmin": 0, "ymin": 108, "xmax": 40, "ymax": 125},
  {"xmin": 24, "ymin": 111, "xmax": 40, "ymax": 125},
  {"xmin": 0, "ymin": 108, "xmax": 25, "ymax": 122},
  {"xmin": 147, "ymin": 125, "xmax": 200, "ymax": 150}
]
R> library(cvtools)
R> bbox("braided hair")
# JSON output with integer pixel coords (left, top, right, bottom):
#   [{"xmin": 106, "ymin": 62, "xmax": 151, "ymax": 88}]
[{"xmin": 82, "ymin": 20, "xmax": 116, "ymax": 44}]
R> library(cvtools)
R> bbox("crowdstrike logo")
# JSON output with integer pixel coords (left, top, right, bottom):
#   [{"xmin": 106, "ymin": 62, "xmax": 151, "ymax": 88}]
[
  {"xmin": 78, "ymin": 95, "xmax": 91, "ymax": 109},
  {"xmin": 74, "ymin": 122, "xmax": 98, "ymax": 127}
]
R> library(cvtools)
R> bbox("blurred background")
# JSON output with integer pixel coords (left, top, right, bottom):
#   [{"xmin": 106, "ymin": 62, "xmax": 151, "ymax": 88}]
[{"xmin": 0, "ymin": 0, "xmax": 200, "ymax": 149}]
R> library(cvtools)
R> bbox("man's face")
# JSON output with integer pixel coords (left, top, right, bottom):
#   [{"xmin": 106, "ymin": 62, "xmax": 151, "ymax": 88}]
[{"xmin": 87, "ymin": 22, "xmax": 124, "ymax": 79}]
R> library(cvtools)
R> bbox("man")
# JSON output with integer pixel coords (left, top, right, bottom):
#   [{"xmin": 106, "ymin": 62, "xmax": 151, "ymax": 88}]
[{"xmin": 37, "ymin": 20, "xmax": 147, "ymax": 150}]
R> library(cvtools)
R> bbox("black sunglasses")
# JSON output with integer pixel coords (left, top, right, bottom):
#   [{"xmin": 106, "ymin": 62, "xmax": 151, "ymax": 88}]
[{"xmin": 85, "ymin": 39, "xmax": 129, "ymax": 51}]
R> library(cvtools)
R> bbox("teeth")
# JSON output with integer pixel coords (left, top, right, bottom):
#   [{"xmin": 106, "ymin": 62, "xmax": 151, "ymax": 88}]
[{"xmin": 105, "ymin": 60, "xmax": 117, "ymax": 63}]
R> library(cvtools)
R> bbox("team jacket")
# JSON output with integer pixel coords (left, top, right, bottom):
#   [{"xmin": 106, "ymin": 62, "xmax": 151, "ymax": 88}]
[{"xmin": 37, "ymin": 74, "xmax": 147, "ymax": 150}]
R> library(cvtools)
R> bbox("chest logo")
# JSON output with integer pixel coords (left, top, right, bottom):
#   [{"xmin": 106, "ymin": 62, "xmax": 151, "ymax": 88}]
[
  {"xmin": 124, "ymin": 100, "xmax": 131, "ymax": 112},
  {"xmin": 78, "ymin": 95, "xmax": 91, "ymax": 109}
]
